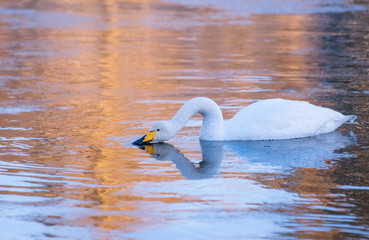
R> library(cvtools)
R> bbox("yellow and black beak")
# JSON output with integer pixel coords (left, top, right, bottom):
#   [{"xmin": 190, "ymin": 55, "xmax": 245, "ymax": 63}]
[{"xmin": 133, "ymin": 130, "xmax": 157, "ymax": 145}]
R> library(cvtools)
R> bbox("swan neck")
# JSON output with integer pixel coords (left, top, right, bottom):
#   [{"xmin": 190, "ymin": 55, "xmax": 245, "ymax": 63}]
[{"xmin": 170, "ymin": 97, "xmax": 224, "ymax": 140}]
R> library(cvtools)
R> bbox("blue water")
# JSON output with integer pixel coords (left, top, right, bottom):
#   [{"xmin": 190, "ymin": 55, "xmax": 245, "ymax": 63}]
[{"xmin": 0, "ymin": 0, "xmax": 368, "ymax": 239}]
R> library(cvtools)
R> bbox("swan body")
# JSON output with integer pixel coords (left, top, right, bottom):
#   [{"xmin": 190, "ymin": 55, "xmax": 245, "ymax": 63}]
[{"xmin": 134, "ymin": 97, "xmax": 356, "ymax": 143}]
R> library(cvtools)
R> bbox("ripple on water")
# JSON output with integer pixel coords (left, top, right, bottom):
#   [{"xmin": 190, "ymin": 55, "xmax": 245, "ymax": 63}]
[{"xmin": 0, "ymin": 0, "xmax": 368, "ymax": 239}]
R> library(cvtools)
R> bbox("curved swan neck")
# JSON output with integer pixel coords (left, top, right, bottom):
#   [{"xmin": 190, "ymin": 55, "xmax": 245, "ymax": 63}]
[{"xmin": 170, "ymin": 97, "xmax": 224, "ymax": 140}]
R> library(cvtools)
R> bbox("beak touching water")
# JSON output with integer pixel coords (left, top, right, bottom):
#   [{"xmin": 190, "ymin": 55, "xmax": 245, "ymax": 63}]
[{"xmin": 133, "ymin": 130, "xmax": 157, "ymax": 145}]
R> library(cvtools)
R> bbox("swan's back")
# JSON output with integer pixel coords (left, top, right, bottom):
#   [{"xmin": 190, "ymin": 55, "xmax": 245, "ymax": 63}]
[{"xmin": 225, "ymin": 99, "xmax": 354, "ymax": 140}]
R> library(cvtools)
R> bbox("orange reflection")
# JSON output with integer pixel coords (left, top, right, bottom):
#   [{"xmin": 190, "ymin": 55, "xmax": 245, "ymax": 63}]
[{"xmin": 0, "ymin": 0, "xmax": 355, "ymax": 238}]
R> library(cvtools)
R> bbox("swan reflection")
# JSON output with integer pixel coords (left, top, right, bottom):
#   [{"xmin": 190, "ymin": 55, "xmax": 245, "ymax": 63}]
[
  {"xmin": 138, "ymin": 131, "xmax": 356, "ymax": 179},
  {"xmin": 141, "ymin": 141, "xmax": 224, "ymax": 180}
]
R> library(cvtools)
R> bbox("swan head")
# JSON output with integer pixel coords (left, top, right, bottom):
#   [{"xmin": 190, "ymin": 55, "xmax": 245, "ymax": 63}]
[{"xmin": 133, "ymin": 121, "xmax": 174, "ymax": 145}]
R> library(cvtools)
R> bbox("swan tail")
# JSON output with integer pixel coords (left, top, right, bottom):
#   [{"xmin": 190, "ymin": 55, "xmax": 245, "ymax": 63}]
[
  {"xmin": 316, "ymin": 115, "xmax": 357, "ymax": 135},
  {"xmin": 344, "ymin": 115, "xmax": 357, "ymax": 123}
]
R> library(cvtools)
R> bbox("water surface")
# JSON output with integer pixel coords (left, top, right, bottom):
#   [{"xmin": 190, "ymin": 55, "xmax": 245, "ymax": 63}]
[{"xmin": 0, "ymin": 0, "xmax": 369, "ymax": 239}]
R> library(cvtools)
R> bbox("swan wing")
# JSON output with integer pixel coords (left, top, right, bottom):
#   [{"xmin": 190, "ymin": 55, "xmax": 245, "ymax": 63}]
[{"xmin": 225, "ymin": 99, "xmax": 351, "ymax": 140}]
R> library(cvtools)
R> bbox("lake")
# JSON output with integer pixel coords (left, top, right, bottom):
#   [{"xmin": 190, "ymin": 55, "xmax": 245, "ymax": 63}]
[{"xmin": 0, "ymin": 0, "xmax": 368, "ymax": 239}]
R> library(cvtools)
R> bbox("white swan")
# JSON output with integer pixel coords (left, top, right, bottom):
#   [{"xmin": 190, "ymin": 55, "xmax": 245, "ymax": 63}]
[{"xmin": 134, "ymin": 97, "xmax": 356, "ymax": 144}]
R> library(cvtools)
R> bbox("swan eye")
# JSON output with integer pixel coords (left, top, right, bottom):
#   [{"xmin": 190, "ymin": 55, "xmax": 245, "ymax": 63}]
[{"xmin": 157, "ymin": 129, "xmax": 160, "ymax": 131}]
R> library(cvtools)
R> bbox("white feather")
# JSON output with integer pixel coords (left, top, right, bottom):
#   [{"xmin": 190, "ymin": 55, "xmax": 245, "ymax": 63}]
[{"xmin": 149, "ymin": 97, "xmax": 356, "ymax": 142}]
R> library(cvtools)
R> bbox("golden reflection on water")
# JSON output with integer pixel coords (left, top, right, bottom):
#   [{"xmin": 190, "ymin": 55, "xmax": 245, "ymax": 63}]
[{"xmin": 0, "ymin": 0, "xmax": 368, "ymax": 239}]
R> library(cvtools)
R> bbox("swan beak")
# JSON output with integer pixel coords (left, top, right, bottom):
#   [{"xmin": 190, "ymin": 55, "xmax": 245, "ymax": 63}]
[
  {"xmin": 143, "ymin": 130, "xmax": 156, "ymax": 143},
  {"xmin": 133, "ymin": 130, "xmax": 157, "ymax": 145}
]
